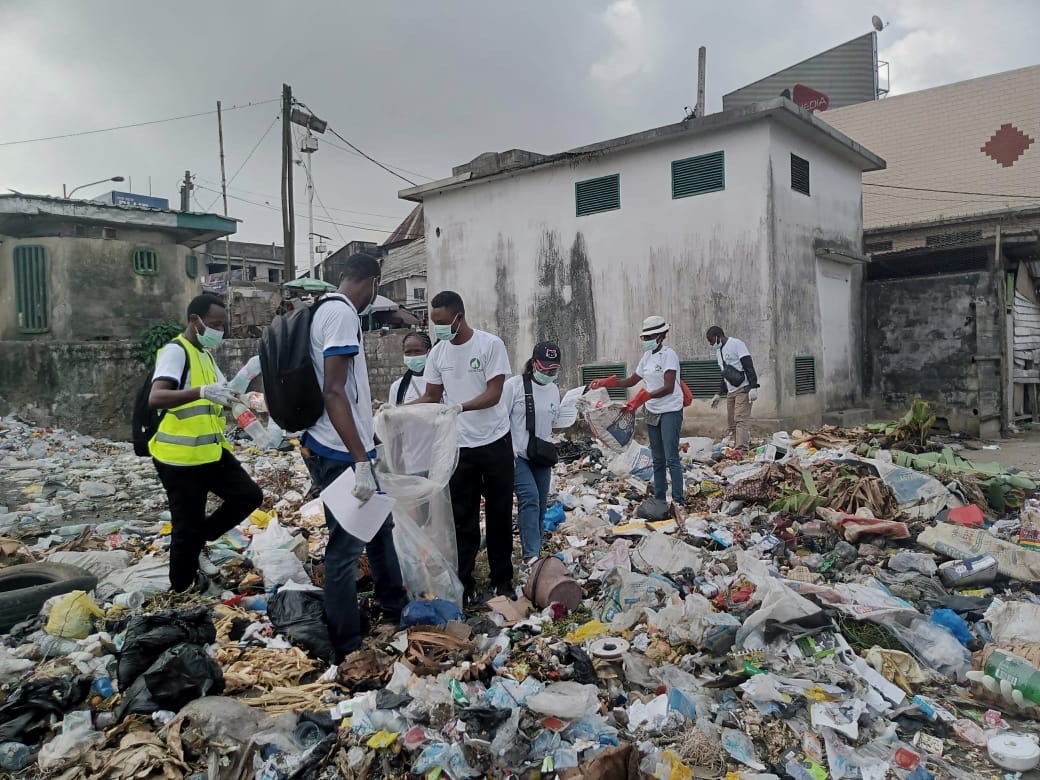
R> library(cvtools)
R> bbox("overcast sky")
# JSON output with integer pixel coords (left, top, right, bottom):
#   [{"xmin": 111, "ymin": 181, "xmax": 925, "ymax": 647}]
[{"xmin": 2, "ymin": 0, "xmax": 1037, "ymax": 271}]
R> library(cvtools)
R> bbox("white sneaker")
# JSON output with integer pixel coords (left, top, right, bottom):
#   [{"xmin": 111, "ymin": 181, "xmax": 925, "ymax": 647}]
[{"xmin": 198, "ymin": 550, "xmax": 220, "ymax": 576}]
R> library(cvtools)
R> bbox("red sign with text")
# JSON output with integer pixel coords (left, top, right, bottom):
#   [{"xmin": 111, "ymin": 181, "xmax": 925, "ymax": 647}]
[{"xmin": 793, "ymin": 84, "xmax": 830, "ymax": 113}]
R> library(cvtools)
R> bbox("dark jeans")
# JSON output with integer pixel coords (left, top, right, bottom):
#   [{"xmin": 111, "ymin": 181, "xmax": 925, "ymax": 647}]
[
  {"xmin": 303, "ymin": 453, "xmax": 407, "ymax": 660},
  {"xmin": 449, "ymin": 433, "xmax": 514, "ymax": 593},
  {"xmin": 514, "ymin": 456, "xmax": 551, "ymax": 559},
  {"xmin": 154, "ymin": 451, "xmax": 263, "ymax": 592},
  {"xmin": 647, "ymin": 410, "xmax": 684, "ymax": 503}
]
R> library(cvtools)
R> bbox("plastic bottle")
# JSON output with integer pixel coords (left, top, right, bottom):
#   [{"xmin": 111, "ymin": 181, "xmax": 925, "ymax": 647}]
[
  {"xmin": 229, "ymin": 356, "xmax": 262, "ymax": 394},
  {"xmin": 232, "ymin": 400, "xmax": 270, "ymax": 448},
  {"xmin": 979, "ymin": 649, "xmax": 1040, "ymax": 708},
  {"xmin": 0, "ymin": 742, "xmax": 30, "ymax": 772}
]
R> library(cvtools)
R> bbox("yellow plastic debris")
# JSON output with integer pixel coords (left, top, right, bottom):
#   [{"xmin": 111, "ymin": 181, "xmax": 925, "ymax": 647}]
[
  {"xmin": 366, "ymin": 730, "xmax": 399, "ymax": 749},
  {"xmin": 655, "ymin": 750, "xmax": 693, "ymax": 780},
  {"xmin": 249, "ymin": 509, "xmax": 274, "ymax": 529},
  {"xmin": 160, "ymin": 521, "xmax": 173, "ymax": 536},
  {"xmin": 612, "ymin": 520, "xmax": 648, "ymax": 535},
  {"xmin": 565, "ymin": 619, "xmax": 609, "ymax": 643},
  {"xmin": 46, "ymin": 590, "xmax": 105, "ymax": 639}
]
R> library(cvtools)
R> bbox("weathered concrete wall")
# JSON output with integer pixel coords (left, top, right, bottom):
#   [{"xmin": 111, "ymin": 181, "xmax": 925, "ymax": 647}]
[
  {"xmin": 0, "ymin": 232, "xmax": 200, "ymax": 341},
  {"xmin": 864, "ymin": 270, "xmax": 1001, "ymax": 436},
  {"xmin": 0, "ymin": 331, "xmax": 410, "ymax": 440}
]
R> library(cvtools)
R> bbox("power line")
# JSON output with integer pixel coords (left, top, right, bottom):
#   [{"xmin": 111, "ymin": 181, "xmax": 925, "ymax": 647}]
[
  {"xmin": 205, "ymin": 112, "xmax": 281, "ymax": 211},
  {"xmin": 320, "ymin": 137, "xmax": 434, "ymax": 182},
  {"xmin": 863, "ymin": 182, "xmax": 1040, "ymax": 199},
  {"xmin": 0, "ymin": 98, "xmax": 280, "ymax": 147},
  {"xmin": 194, "ymin": 175, "xmax": 403, "ymax": 222},
  {"xmin": 313, "ymin": 181, "xmax": 347, "ymax": 244}
]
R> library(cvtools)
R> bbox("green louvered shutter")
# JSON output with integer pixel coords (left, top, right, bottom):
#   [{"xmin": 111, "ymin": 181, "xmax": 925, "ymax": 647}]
[
  {"xmin": 14, "ymin": 245, "xmax": 50, "ymax": 333},
  {"xmin": 575, "ymin": 174, "xmax": 620, "ymax": 217},
  {"xmin": 680, "ymin": 359, "xmax": 722, "ymax": 398},
  {"xmin": 795, "ymin": 355, "xmax": 816, "ymax": 395},
  {"xmin": 672, "ymin": 151, "xmax": 725, "ymax": 199},
  {"xmin": 580, "ymin": 363, "xmax": 627, "ymax": 401}
]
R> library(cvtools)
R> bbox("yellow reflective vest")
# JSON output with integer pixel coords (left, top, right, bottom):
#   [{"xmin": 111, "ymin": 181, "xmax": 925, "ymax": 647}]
[{"xmin": 148, "ymin": 335, "xmax": 231, "ymax": 466}]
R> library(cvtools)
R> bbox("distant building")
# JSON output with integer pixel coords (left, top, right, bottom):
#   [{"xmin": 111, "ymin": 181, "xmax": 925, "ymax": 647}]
[
  {"xmin": 316, "ymin": 240, "xmax": 378, "ymax": 284},
  {"xmin": 400, "ymin": 99, "xmax": 884, "ymax": 431},
  {"xmin": 200, "ymin": 240, "xmax": 285, "ymax": 290},
  {"xmin": 825, "ymin": 65, "xmax": 1040, "ymax": 434},
  {"xmin": 0, "ymin": 194, "xmax": 235, "ymax": 341},
  {"xmin": 379, "ymin": 205, "xmax": 427, "ymax": 312}
]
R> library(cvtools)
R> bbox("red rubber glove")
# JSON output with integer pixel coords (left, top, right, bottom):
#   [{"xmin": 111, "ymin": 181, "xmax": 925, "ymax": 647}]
[
  {"xmin": 588, "ymin": 375, "xmax": 619, "ymax": 390},
  {"xmin": 623, "ymin": 388, "xmax": 653, "ymax": 413}
]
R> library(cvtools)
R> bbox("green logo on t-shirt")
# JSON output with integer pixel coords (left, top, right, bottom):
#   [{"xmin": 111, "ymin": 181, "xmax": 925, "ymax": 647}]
[{"xmin": 470, "ymin": 357, "xmax": 482, "ymax": 370}]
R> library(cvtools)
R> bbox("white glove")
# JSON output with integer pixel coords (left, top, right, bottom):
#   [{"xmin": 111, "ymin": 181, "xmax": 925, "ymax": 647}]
[
  {"xmin": 200, "ymin": 383, "xmax": 236, "ymax": 407},
  {"xmin": 352, "ymin": 461, "xmax": 377, "ymax": 502},
  {"xmin": 748, "ymin": 388, "xmax": 759, "ymax": 403},
  {"xmin": 439, "ymin": 403, "xmax": 464, "ymax": 415},
  {"xmin": 710, "ymin": 394, "xmax": 721, "ymax": 409}
]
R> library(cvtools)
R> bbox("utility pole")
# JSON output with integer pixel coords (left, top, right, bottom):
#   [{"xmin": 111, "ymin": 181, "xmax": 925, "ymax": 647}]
[
  {"xmin": 696, "ymin": 47, "xmax": 706, "ymax": 118},
  {"xmin": 281, "ymin": 84, "xmax": 296, "ymax": 283},
  {"xmin": 299, "ymin": 129, "xmax": 319, "ymax": 278},
  {"xmin": 217, "ymin": 100, "xmax": 235, "ymax": 331},
  {"xmin": 179, "ymin": 170, "xmax": 193, "ymax": 212}
]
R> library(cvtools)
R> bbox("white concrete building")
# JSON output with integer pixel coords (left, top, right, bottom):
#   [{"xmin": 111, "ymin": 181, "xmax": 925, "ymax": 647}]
[{"xmin": 400, "ymin": 99, "xmax": 884, "ymax": 430}]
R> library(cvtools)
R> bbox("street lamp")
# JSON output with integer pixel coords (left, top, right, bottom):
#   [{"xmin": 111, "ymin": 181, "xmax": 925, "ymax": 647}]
[{"xmin": 64, "ymin": 176, "xmax": 125, "ymax": 199}]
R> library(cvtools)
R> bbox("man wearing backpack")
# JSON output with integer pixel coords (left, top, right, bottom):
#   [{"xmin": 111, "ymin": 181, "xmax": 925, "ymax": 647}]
[
  {"xmin": 148, "ymin": 293, "xmax": 264, "ymax": 593},
  {"xmin": 300, "ymin": 253, "xmax": 407, "ymax": 662}
]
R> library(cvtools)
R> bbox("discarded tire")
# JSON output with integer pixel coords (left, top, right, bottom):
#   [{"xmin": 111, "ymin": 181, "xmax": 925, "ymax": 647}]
[{"xmin": 0, "ymin": 563, "xmax": 98, "ymax": 634}]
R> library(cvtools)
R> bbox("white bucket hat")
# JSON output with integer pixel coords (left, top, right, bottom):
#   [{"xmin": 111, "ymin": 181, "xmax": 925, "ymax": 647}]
[{"xmin": 640, "ymin": 315, "xmax": 669, "ymax": 338}]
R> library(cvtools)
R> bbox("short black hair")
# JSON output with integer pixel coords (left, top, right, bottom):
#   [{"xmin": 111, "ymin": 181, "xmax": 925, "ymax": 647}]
[
  {"xmin": 706, "ymin": 325, "xmax": 725, "ymax": 340},
  {"xmin": 342, "ymin": 252, "xmax": 381, "ymax": 282},
  {"xmin": 188, "ymin": 293, "xmax": 225, "ymax": 319},
  {"xmin": 430, "ymin": 290, "xmax": 464, "ymax": 315}
]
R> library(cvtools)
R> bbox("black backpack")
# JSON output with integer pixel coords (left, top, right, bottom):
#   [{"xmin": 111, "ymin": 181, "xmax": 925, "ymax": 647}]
[
  {"xmin": 259, "ymin": 297, "xmax": 348, "ymax": 432},
  {"xmin": 131, "ymin": 342, "xmax": 188, "ymax": 457}
]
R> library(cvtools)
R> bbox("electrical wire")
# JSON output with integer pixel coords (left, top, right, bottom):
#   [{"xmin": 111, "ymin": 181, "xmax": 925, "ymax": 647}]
[
  {"xmin": 863, "ymin": 182, "xmax": 1040, "ymax": 199},
  {"xmin": 195, "ymin": 176, "xmax": 403, "ymax": 221},
  {"xmin": 0, "ymin": 98, "xmax": 279, "ymax": 147},
  {"xmin": 320, "ymin": 136, "xmax": 434, "ymax": 182},
  {"xmin": 205, "ymin": 112, "xmax": 281, "ymax": 212},
  {"xmin": 313, "ymin": 183, "xmax": 347, "ymax": 244}
]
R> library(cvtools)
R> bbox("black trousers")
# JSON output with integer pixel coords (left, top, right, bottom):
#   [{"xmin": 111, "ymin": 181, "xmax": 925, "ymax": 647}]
[
  {"xmin": 154, "ymin": 451, "xmax": 263, "ymax": 591},
  {"xmin": 449, "ymin": 433, "xmax": 514, "ymax": 593}
]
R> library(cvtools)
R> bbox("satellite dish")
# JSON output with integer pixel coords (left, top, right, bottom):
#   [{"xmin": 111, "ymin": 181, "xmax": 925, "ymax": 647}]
[{"xmin": 872, "ymin": 14, "xmax": 885, "ymax": 32}]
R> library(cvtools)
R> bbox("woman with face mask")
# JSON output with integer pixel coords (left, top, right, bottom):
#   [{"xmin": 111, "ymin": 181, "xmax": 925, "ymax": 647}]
[
  {"xmin": 588, "ymin": 316, "xmax": 685, "ymax": 508},
  {"xmin": 388, "ymin": 331, "xmax": 433, "ymax": 407},
  {"xmin": 500, "ymin": 341, "xmax": 563, "ymax": 561}
]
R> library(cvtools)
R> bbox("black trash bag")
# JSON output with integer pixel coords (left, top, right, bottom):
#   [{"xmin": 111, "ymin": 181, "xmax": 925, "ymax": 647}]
[
  {"xmin": 458, "ymin": 706, "xmax": 512, "ymax": 740},
  {"xmin": 0, "ymin": 675, "xmax": 92, "ymax": 743},
  {"xmin": 115, "ymin": 642, "xmax": 224, "ymax": 720},
  {"xmin": 636, "ymin": 498, "xmax": 672, "ymax": 521},
  {"xmin": 118, "ymin": 606, "xmax": 216, "ymax": 685},
  {"xmin": 567, "ymin": 645, "xmax": 599, "ymax": 685},
  {"xmin": 268, "ymin": 589, "xmax": 334, "ymax": 663}
]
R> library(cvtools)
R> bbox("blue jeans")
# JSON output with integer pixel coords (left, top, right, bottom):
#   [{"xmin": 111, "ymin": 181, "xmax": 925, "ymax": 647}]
[
  {"xmin": 302, "ymin": 453, "xmax": 407, "ymax": 661},
  {"xmin": 514, "ymin": 456, "xmax": 551, "ymax": 559},
  {"xmin": 647, "ymin": 410, "xmax": 684, "ymax": 503}
]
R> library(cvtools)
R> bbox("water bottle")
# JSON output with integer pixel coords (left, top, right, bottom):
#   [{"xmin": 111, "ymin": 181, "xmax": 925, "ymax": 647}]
[
  {"xmin": 980, "ymin": 649, "xmax": 1040, "ymax": 707},
  {"xmin": 232, "ymin": 400, "xmax": 270, "ymax": 448},
  {"xmin": 229, "ymin": 356, "xmax": 262, "ymax": 394}
]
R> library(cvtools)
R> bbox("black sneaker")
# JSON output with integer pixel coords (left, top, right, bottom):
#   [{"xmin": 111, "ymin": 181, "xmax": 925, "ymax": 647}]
[
  {"xmin": 493, "ymin": 582, "xmax": 515, "ymax": 598},
  {"xmin": 464, "ymin": 589, "xmax": 485, "ymax": 609}
]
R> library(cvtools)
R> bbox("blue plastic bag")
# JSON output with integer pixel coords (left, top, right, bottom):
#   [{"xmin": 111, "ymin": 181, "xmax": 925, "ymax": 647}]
[
  {"xmin": 930, "ymin": 608, "xmax": 973, "ymax": 647},
  {"xmin": 543, "ymin": 502, "xmax": 566, "ymax": 533},
  {"xmin": 400, "ymin": 598, "xmax": 464, "ymax": 628}
]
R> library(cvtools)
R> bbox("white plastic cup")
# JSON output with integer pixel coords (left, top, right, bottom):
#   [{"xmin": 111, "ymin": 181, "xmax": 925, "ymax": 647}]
[{"xmin": 113, "ymin": 592, "xmax": 145, "ymax": 609}]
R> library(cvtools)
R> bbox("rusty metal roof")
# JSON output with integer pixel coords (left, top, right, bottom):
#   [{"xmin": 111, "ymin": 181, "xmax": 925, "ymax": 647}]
[{"xmin": 381, "ymin": 204, "xmax": 424, "ymax": 249}]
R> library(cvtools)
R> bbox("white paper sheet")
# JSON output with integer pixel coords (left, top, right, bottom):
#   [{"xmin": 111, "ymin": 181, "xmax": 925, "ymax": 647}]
[
  {"xmin": 319, "ymin": 467, "xmax": 396, "ymax": 543},
  {"xmin": 553, "ymin": 386, "xmax": 585, "ymax": 429}
]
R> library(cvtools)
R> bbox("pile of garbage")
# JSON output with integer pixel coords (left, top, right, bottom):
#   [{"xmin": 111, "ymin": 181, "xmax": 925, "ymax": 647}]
[{"xmin": 2, "ymin": 395, "xmax": 1040, "ymax": 779}]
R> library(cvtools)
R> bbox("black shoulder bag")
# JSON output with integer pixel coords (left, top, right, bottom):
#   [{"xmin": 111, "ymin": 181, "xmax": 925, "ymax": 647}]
[{"xmin": 524, "ymin": 373, "xmax": 558, "ymax": 467}]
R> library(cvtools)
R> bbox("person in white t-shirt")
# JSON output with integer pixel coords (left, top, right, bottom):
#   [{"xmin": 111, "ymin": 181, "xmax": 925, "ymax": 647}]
[
  {"xmin": 301, "ymin": 253, "xmax": 406, "ymax": 662},
  {"xmin": 706, "ymin": 325, "xmax": 760, "ymax": 452},
  {"xmin": 387, "ymin": 331, "xmax": 433, "ymax": 407},
  {"xmin": 589, "ymin": 315, "xmax": 685, "ymax": 505},
  {"xmin": 412, "ymin": 291, "xmax": 514, "ymax": 605},
  {"xmin": 501, "ymin": 341, "xmax": 563, "ymax": 560}
]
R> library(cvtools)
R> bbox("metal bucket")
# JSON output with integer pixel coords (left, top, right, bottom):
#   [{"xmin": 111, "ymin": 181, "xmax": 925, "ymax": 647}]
[{"xmin": 523, "ymin": 556, "xmax": 583, "ymax": 612}]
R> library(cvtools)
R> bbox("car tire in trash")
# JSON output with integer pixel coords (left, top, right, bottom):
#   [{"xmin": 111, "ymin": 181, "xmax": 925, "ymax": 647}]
[{"xmin": 0, "ymin": 563, "xmax": 98, "ymax": 633}]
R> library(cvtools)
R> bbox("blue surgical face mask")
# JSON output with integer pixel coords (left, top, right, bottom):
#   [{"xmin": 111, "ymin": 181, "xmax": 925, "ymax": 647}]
[
  {"xmin": 196, "ymin": 321, "xmax": 224, "ymax": 349},
  {"xmin": 433, "ymin": 313, "xmax": 460, "ymax": 342},
  {"xmin": 403, "ymin": 355, "xmax": 427, "ymax": 373},
  {"xmin": 642, "ymin": 338, "xmax": 659, "ymax": 351},
  {"xmin": 533, "ymin": 370, "xmax": 558, "ymax": 385}
]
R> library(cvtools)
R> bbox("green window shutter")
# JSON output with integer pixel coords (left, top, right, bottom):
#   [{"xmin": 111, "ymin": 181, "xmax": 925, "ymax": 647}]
[
  {"xmin": 133, "ymin": 249, "xmax": 159, "ymax": 275},
  {"xmin": 791, "ymin": 154, "xmax": 810, "ymax": 195},
  {"xmin": 672, "ymin": 151, "xmax": 725, "ymax": 199},
  {"xmin": 185, "ymin": 254, "xmax": 198, "ymax": 279},
  {"xmin": 575, "ymin": 174, "xmax": 620, "ymax": 217},
  {"xmin": 795, "ymin": 355, "xmax": 816, "ymax": 395},
  {"xmin": 580, "ymin": 362, "xmax": 627, "ymax": 401},
  {"xmin": 13, "ymin": 245, "xmax": 50, "ymax": 333},
  {"xmin": 679, "ymin": 359, "xmax": 722, "ymax": 398}
]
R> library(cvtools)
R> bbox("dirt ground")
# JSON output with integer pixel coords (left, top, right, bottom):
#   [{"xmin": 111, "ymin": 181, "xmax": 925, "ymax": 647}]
[{"xmin": 951, "ymin": 423, "xmax": 1040, "ymax": 476}]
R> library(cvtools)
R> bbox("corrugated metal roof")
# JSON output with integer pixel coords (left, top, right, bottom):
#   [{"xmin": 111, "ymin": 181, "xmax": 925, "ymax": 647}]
[
  {"xmin": 381, "ymin": 204, "xmax": 424, "ymax": 249},
  {"xmin": 380, "ymin": 238, "xmax": 426, "ymax": 284}
]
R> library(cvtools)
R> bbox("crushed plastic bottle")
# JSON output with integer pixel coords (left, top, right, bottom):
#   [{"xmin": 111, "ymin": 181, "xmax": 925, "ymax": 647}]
[
  {"xmin": 232, "ymin": 400, "xmax": 270, "ymax": 448},
  {"xmin": 228, "ymin": 356, "xmax": 262, "ymax": 394}
]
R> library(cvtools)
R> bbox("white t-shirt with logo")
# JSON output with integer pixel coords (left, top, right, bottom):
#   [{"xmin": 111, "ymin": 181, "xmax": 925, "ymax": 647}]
[
  {"xmin": 501, "ymin": 374, "xmax": 561, "ymax": 460},
  {"xmin": 303, "ymin": 294, "xmax": 375, "ymax": 460},
  {"xmin": 424, "ymin": 329, "xmax": 512, "ymax": 448},
  {"xmin": 636, "ymin": 346, "xmax": 684, "ymax": 414},
  {"xmin": 717, "ymin": 337, "xmax": 751, "ymax": 393},
  {"xmin": 387, "ymin": 374, "xmax": 428, "ymax": 407}
]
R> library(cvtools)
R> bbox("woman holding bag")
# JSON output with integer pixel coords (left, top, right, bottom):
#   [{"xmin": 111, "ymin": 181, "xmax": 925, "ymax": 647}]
[{"xmin": 501, "ymin": 341, "xmax": 563, "ymax": 561}]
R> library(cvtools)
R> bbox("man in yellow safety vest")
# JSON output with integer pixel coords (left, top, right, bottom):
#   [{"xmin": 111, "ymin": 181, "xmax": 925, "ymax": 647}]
[{"xmin": 148, "ymin": 293, "xmax": 263, "ymax": 592}]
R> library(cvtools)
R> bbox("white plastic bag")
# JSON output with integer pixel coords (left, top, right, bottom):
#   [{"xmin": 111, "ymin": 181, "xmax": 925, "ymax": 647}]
[
  {"xmin": 374, "ymin": 404, "xmax": 463, "ymax": 605},
  {"xmin": 248, "ymin": 519, "xmax": 296, "ymax": 555},
  {"xmin": 253, "ymin": 548, "xmax": 310, "ymax": 589},
  {"xmin": 526, "ymin": 681, "xmax": 601, "ymax": 719}
]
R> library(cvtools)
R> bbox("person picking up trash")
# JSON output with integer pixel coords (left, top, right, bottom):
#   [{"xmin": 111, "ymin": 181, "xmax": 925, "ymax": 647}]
[
  {"xmin": 387, "ymin": 331, "xmax": 433, "ymax": 407},
  {"xmin": 501, "ymin": 341, "xmax": 563, "ymax": 561},
  {"xmin": 412, "ymin": 291, "xmax": 515, "ymax": 605},
  {"xmin": 300, "ymin": 253, "xmax": 407, "ymax": 661},
  {"xmin": 148, "ymin": 293, "xmax": 263, "ymax": 593},
  {"xmin": 589, "ymin": 316, "xmax": 685, "ymax": 508},
  {"xmin": 706, "ymin": 325, "xmax": 759, "ymax": 453}
]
